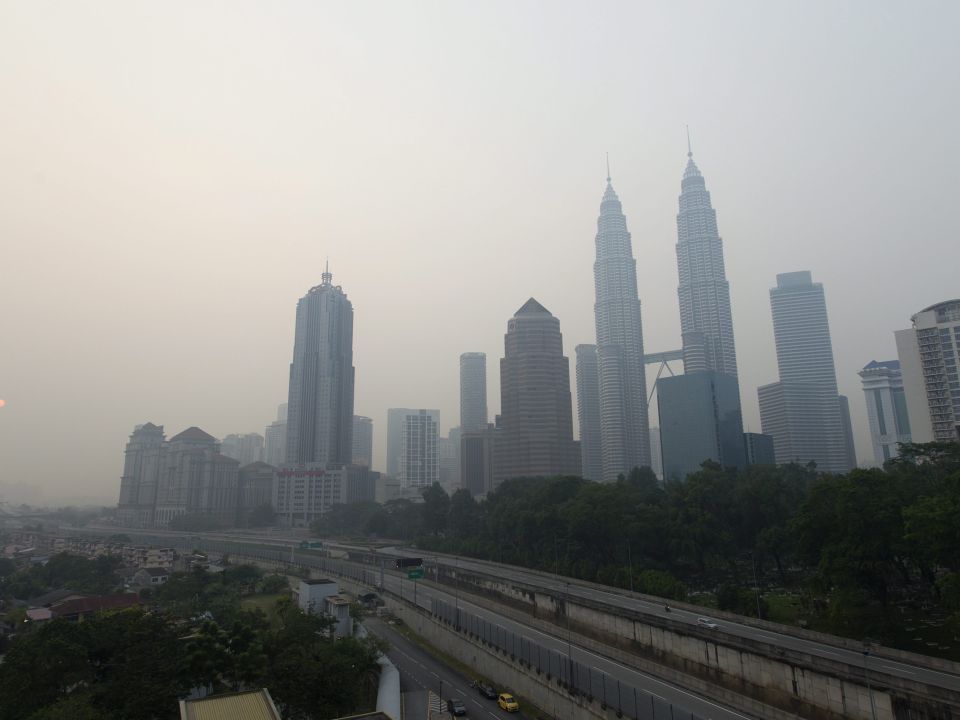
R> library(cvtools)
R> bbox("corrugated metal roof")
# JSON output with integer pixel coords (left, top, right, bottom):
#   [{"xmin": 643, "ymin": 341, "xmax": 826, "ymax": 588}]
[{"xmin": 180, "ymin": 689, "xmax": 281, "ymax": 720}]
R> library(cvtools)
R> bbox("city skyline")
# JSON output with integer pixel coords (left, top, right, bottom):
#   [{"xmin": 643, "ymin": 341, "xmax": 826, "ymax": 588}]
[{"xmin": 3, "ymin": 2, "xmax": 959, "ymax": 501}]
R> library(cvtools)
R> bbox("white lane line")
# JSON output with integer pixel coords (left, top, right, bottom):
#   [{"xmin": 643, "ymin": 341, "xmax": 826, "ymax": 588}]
[
  {"xmin": 425, "ymin": 590, "xmax": 751, "ymax": 719},
  {"xmin": 882, "ymin": 665, "xmax": 914, "ymax": 675},
  {"xmin": 430, "ymin": 671, "xmax": 439, "ymax": 678}
]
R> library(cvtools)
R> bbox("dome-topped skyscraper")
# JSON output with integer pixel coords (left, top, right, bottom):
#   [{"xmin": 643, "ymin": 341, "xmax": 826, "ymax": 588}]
[{"xmin": 592, "ymin": 167, "xmax": 651, "ymax": 480}]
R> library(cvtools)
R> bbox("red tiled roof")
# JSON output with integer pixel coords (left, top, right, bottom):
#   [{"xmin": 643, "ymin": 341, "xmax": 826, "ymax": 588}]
[{"xmin": 52, "ymin": 593, "xmax": 140, "ymax": 618}]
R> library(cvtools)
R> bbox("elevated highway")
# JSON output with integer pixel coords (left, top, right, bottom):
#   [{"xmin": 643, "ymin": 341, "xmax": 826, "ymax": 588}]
[{"xmin": 64, "ymin": 527, "xmax": 960, "ymax": 718}]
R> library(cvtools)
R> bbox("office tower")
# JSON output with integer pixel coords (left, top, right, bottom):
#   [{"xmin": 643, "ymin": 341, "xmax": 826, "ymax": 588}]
[
  {"xmin": 264, "ymin": 403, "xmax": 287, "ymax": 467},
  {"xmin": 743, "ymin": 432, "xmax": 776, "ymax": 466},
  {"xmin": 461, "ymin": 424, "xmax": 496, "ymax": 496},
  {"xmin": 574, "ymin": 344, "xmax": 602, "ymax": 480},
  {"xmin": 658, "ymin": 372, "xmax": 746, "ymax": 480},
  {"xmin": 592, "ymin": 170, "xmax": 650, "ymax": 480},
  {"xmin": 495, "ymin": 299, "xmax": 580, "ymax": 485},
  {"xmin": 285, "ymin": 266, "xmax": 355, "ymax": 466},
  {"xmin": 660, "ymin": 145, "xmax": 746, "ymax": 477},
  {"xmin": 859, "ymin": 360, "xmax": 912, "ymax": 464},
  {"xmin": 757, "ymin": 271, "xmax": 852, "ymax": 473},
  {"xmin": 117, "ymin": 422, "xmax": 166, "ymax": 528},
  {"xmin": 895, "ymin": 300, "xmax": 960, "ymax": 442},
  {"xmin": 676, "ymin": 142, "xmax": 738, "ymax": 377},
  {"xmin": 386, "ymin": 408, "xmax": 418, "ymax": 478},
  {"xmin": 237, "ymin": 461, "xmax": 275, "ymax": 523},
  {"xmin": 274, "ymin": 465, "xmax": 377, "ymax": 527},
  {"xmin": 398, "ymin": 409, "xmax": 440, "ymax": 489},
  {"xmin": 439, "ymin": 427, "xmax": 461, "ymax": 491},
  {"xmin": 649, "ymin": 427, "xmax": 663, "ymax": 480},
  {"xmin": 460, "ymin": 352, "xmax": 488, "ymax": 432},
  {"xmin": 352, "ymin": 415, "xmax": 374, "ymax": 468},
  {"xmin": 221, "ymin": 433, "xmax": 264, "ymax": 466},
  {"xmin": 153, "ymin": 427, "xmax": 239, "ymax": 528}
]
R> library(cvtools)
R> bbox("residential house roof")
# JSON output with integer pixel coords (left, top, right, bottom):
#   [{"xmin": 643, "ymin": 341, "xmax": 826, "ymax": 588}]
[
  {"xmin": 51, "ymin": 593, "xmax": 140, "ymax": 618},
  {"xmin": 179, "ymin": 689, "xmax": 281, "ymax": 720}
]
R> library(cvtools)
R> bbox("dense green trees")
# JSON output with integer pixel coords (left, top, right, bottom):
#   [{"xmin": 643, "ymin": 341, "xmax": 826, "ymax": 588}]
[
  {"xmin": 0, "ymin": 565, "xmax": 381, "ymax": 720},
  {"xmin": 311, "ymin": 442, "xmax": 960, "ymax": 651}
]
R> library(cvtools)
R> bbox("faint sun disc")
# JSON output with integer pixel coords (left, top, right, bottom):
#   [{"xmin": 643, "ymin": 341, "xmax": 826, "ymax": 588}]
[{"xmin": 0, "ymin": 399, "xmax": 5, "ymax": 408}]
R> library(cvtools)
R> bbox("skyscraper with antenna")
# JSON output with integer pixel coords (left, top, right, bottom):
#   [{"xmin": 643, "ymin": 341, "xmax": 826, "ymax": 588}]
[
  {"xmin": 592, "ymin": 158, "xmax": 651, "ymax": 480},
  {"xmin": 285, "ymin": 263, "xmax": 355, "ymax": 466},
  {"xmin": 676, "ymin": 131, "xmax": 738, "ymax": 377}
]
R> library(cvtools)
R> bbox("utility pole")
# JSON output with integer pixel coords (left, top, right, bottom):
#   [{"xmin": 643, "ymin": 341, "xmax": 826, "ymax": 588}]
[{"xmin": 627, "ymin": 541, "xmax": 634, "ymax": 593}]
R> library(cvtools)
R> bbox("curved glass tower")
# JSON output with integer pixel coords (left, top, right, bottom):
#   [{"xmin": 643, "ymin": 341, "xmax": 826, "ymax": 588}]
[{"xmin": 593, "ymin": 173, "xmax": 651, "ymax": 480}]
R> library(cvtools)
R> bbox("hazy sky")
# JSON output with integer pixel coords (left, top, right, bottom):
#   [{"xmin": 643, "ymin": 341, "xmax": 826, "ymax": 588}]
[{"xmin": 2, "ymin": 1, "xmax": 958, "ymax": 504}]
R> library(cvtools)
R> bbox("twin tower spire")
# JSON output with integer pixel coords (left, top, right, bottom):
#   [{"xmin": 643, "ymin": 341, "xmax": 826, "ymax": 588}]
[{"xmin": 583, "ymin": 135, "xmax": 736, "ymax": 481}]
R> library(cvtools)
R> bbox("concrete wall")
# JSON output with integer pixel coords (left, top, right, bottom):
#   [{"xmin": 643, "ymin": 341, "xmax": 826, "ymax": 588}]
[{"xmin": 430, "ymin": 564, "xmax": 959, "ymax": 720}]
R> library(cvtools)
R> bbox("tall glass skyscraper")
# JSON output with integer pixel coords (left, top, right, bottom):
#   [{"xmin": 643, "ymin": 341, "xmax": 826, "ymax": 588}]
[
  {"xmin": 758, "ymin": 271, "xmax": 853, "ymax": 472},
  {"xmin": 592, "ymin": 172, "xmax": 650, "ymax": 480},
  {"xmin": 658, "ymin": 145, "xmax": 746, "ymax": 478},
  {"xmin": 285, "ymin": 266, "xmax": 355, "ymax": 466},
  {"xmin": 459, "ymin": 352, "xmax": 488, "ymax": 433},
  {"xmin": 676, "ymin": 145, "xmax": 738, "ymax": 377}
]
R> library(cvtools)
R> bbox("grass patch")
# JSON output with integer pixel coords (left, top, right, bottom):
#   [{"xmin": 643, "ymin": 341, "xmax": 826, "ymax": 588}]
[
  {"xmin": 240, "ymin": 593, "xmax": 284, "ymax": 614},
  {"xmin": 764, "ymin": 593, "xmax": 803, "ymax": 625}
]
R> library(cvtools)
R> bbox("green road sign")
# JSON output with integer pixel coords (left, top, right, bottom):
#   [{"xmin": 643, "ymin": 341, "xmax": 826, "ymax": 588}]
[{"xmin": 407, "ymin": 568, "xmax": 424, "ymax": 580}]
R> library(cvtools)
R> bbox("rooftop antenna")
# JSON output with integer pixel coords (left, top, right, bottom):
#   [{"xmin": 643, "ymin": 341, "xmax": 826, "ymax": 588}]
[
  {"xmin": 606, "ymin": 152, "xmax": 611, "ymax": 182},
  {"xmin": 322, "ymin": 256, "xmax": 332, "ymax": 285},
  {"xmin": 686, "ymin": 125, "xmax": 693, "ymax": 158}
]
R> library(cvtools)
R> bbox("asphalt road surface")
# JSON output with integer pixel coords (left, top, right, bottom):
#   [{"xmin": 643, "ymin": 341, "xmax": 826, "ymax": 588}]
[
  {"xmin": 377, "ymin": 567, "xmax": 752, "ymax": 720},
  {"xmin": 368, "ymin": 617, "xmax": 532, "ymax": 719}
]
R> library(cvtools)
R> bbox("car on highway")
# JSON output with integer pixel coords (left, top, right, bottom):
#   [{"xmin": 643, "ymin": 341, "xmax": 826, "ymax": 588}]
[
  {"xmin": 447, "ymin": 698, "xmax": 467, "ymax": 716},
  {"xmin": 474, "ymin": 681, "xmax": 497, "ymax": 699},
  {"xmin": 498, "ymin": 693, "xmax": 520, "ymax": 712},
  {"xmin": 697, "ymin": 617, "xmax": 719, "ymax": 629}
]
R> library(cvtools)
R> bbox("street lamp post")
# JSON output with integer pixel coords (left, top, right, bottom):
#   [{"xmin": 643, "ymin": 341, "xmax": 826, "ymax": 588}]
[
  {"xmin": 565, "ymin": 581, "xmax": 575, "ymax": 691},
  {"xmin": 863, "ymin": 647, "xmax": 878, "ymax": 720},
  {"xmin": 627, "ymin": 541, "xmax": 634, "ymax": 593}
]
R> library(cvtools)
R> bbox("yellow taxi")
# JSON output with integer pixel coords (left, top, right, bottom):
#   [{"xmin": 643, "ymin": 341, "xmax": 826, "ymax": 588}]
[{"xmin": 497, "ymin": 693, "xmax": 520, "ymax": 712}]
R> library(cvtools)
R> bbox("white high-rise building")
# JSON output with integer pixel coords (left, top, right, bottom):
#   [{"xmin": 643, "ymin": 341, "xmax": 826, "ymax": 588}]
[
  {"xmin": 859, "ymin": 360, "xmax": 912, "ymax": 465},
  {"xmin": 592, "ymin": 170, "xmax": 650, "ymax": 480},
  {"xmin": 895, "ymin": 300, "xmax": 960, "ymax": 443},
  {"xmin": 220, "ymin": 432, "xmax": 264, "ymax": 466},
  {"xmin": 397, "ymin": 409, "xmax": 440, "ymax": 489},
  {"xmin": 758, "ymin": 271, "xmax": 853, "ymax": 473},
  {"xmin": 460, "ymin": 353, "xmax": 488, "ymax": 433}
]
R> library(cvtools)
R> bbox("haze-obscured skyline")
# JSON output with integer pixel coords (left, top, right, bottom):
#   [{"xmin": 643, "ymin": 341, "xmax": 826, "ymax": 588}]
[{"xmin": 2, "ymin": 1, "xmax": 958, "ymax": 503}]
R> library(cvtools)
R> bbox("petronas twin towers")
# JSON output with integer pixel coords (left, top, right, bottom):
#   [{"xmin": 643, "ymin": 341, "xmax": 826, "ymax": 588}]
[
  {"xmin": 592, "ymin": 172, "xmax": 651, "ymax": 480},
  {"xmin": 585, "ymin": 146, "xmax": 737, "ymax": 481}
]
